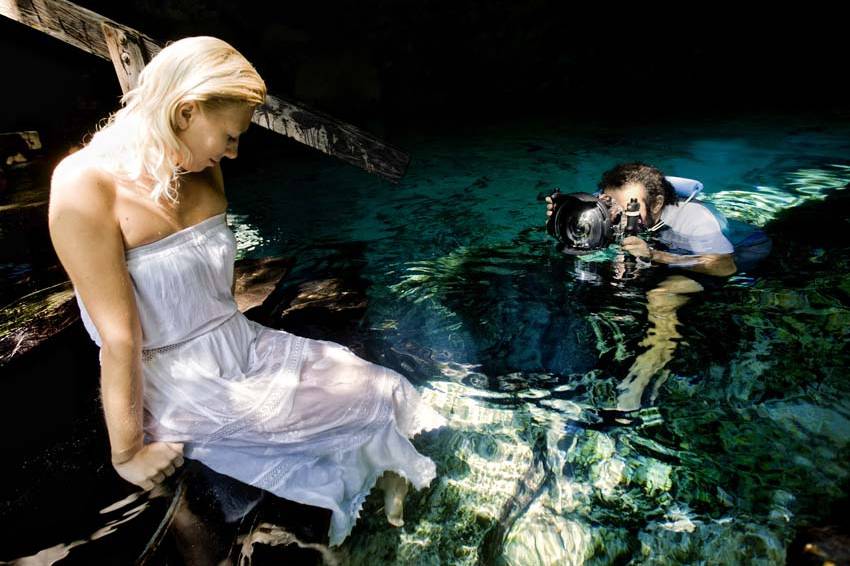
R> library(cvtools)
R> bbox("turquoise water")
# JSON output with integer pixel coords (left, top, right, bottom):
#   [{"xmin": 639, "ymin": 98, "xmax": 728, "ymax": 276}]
[{"xmin": 224, "ymin": 113, "xmax": 850, "ymax": 564}]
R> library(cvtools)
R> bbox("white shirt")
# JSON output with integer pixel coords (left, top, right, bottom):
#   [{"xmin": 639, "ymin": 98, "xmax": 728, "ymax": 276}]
[{"xmin": 656, "ymin": 201, "xmax": 734, "ymax": 255}]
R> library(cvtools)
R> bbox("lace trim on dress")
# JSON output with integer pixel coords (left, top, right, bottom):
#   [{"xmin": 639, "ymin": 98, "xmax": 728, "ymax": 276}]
[
  {"xmin": 140, "ymin": 311, "xmax": 240, "ymax": 362},
  {"xmin": 201, "ymin": 334, "xmax": 308, "ymax": 445}
]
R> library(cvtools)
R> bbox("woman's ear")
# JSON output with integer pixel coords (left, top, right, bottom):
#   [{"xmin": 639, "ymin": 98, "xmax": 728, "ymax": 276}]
[{"xmin": 174, "ymin": 101, "xmax": 197, "ymax": 131}]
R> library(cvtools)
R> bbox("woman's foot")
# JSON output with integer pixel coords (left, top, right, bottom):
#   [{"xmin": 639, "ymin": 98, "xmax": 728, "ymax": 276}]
[{"xmin": 377, "ymin": 472, "xmax": 408, "ymax": 527}]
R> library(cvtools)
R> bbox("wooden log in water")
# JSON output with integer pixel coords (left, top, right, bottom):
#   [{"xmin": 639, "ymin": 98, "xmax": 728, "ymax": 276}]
[
  {"xmin": 1, "ymin": 130, "xmax": 42, "ymax": 169},
  {"xmin": 0, "ymin": 281, "xmax": 77, "ymax": 366},
  {"xmin": 0, "ymin": 0, "xmax": 409, "ymax": 182}
]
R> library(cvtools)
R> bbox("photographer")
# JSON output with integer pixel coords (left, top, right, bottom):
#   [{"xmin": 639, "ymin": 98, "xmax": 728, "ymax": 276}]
[
  {"xmin": 546, "ymin": 162, "xmax": 736, "ymax": 276},
  {"xmin": 546, "ymin": 162, "xmax": 736, "ymax": 411}
]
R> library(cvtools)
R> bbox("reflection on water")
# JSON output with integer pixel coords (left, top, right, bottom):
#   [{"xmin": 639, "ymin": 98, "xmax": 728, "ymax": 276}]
[
  {"xmin": 344, "ymin": 223, "xmax": 850, "ymax": 563},
  {"xmin": 228, "ymin": 213, "xmax": 267, "ymax": 259},
  {"xmin": 704, "ymin": 163, "xmax": 850, "ymax": 227},
  {"xmin": 6, "ymin": 486, "xmax": 172, "ymax": 565},
  {"xmin": 5, "ymin": 115, "xmax": 850, "ymax": 564},
  {"xmin": 333, "ymin": 154, "xmax": 849, "ymax": 561}
]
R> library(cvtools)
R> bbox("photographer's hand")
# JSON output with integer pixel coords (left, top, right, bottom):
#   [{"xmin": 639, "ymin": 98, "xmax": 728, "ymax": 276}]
[
  {"xmin": 621, "ymin": 236, "xmax": 652, "ymax": 260},
  {"xmin": 624, "ymin": 237, "xmax": 737, "ymax": 277},
  {"xmin": 545, "ymin": 195, "xmax": 554, "ymax": 217}
]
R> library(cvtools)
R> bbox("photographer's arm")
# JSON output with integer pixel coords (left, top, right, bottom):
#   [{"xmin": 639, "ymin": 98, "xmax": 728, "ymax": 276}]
[
  {"xmin": 49, "ymin": 163, "xmax": 183, "ymax": 490},
  {"xmin": 622, "ymin": 236, "xmax": 737, "ymax": 277},
  {"xmin": 649, "ymin": 249, "xmax": 736, "ymax": 277}
]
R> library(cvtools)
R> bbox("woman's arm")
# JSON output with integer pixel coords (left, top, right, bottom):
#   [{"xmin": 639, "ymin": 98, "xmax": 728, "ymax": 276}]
[{"xmin": 49, "ymin": 160, "xmax": 182, "ymax": 489}]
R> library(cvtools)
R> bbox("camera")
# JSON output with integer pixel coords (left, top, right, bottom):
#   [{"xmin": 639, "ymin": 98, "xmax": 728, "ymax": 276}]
[{"xmin": 546, "ymin": 189, "xmax": 643, "ymax": 254}]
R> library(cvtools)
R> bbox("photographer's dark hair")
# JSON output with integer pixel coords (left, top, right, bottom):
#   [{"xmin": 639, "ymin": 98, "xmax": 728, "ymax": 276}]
[{"xmin": 597, "ymin": 162, "xmax": 677, "ymax": 206}]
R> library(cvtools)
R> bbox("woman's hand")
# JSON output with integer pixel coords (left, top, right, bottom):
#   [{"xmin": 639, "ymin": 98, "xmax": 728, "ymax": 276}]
[{"xmin": 113, "ymin": 442, "xmax": 185, "ymax": 491}]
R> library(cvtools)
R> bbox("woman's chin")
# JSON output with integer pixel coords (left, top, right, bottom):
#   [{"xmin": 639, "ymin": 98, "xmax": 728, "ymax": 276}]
[
  {"xmin": 177, "ymin": 158, "xmax": 218, "ymax": 173},
  {"xmin": 184, "ymin": 161, "xmax": 212, "ymax": 173}
]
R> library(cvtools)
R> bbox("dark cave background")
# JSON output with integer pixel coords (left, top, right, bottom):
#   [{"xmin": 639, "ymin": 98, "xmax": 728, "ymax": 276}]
[{"xmin": 1, "ymin": 1, "xmax": 847, "ymax": 158}]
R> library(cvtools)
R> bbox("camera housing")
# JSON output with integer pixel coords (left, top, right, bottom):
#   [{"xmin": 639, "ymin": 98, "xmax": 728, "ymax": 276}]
[{"xmin": 546, "ymin": 190, "xmax": 617, "ymax": 254}]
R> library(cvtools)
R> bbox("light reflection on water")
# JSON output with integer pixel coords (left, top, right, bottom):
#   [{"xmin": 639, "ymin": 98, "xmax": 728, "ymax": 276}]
[
  {"xmin": 230, "ymin": 115, "xmax": 850, "ymax": 564},
  {"xmin": 8, "ymin": 115, "xmax": 850, "ymax": 564}
]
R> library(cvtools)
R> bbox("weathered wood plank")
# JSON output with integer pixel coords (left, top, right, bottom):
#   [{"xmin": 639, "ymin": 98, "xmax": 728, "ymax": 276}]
[
  {"xmin": 257, "ymin": 95, "xmax": 410, "ymax": 183},
  {"xmin": 0, "ymin": 0, "xmax": 410, "ymax": 182},
  {"xmin": 101, "ymin": 22, "xmax": 147, "ymax": 94},
  {"xmin": 0, "ymin": 0, "xmax": 160, "ymax": 61}
]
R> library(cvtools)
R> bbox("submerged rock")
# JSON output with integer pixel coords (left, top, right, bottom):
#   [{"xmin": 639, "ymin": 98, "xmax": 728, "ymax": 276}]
[
  {"xmin": 233, "ymin": 256, "xmax": 294, "ymax": 314},
  {"xmin": 502, "ymin": 508, "xmax": 592, "ymax": 566},
  {"xmin": 637, "ymin": 517, "xmax": 786, "ymax": 565}
]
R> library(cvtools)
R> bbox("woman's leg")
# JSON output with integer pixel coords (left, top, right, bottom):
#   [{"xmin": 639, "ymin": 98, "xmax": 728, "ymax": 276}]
[{"xmin": 376, "ymin": 471, "xmax": 409, "ymax": 527}]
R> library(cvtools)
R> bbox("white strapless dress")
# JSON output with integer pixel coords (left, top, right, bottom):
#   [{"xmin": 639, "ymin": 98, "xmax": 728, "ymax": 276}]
[{"xmin": 76, "ymin": 213, "xmax": 445, "ymax": 545}]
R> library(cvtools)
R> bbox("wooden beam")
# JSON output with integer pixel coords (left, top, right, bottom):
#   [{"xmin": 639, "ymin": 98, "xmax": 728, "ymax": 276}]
[
  {"xmin": 0, "ymin": 0, "xmax": 409, "ymax": 182},
  {"xmin": 0, "ymin": 0, "xmax": 159, "ymax": 61},
  {"xmin": 101, "ymin": 22, "xmax": 147, "ymax": 93},
  {"xmin": 256, "ymin": 95, "xmax": 410, "ymax": 183}
]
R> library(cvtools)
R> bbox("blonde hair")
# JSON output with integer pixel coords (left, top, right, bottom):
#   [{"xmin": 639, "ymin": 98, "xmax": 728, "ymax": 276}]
[{"xmin": 85, "ymin": 36, "xmax": 266, "ymax": 204}]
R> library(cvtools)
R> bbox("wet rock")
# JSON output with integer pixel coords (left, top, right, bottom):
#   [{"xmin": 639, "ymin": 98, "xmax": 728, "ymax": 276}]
[
  {"xmin": 267, "ymin": 277, "xmax": 370, "ymax": 348},
  {"xmin": 502, "ymin": 507, "xmax": 592, "ymax": 566},
  {"xmin": 277, "ymin": 278, "xmax": 367, "ymax": 316},
  {"xmin": 636, "ymin": 517, "xmax": 786, "ymax": 565},
  {"xmin": 233, "ymin": 256, "xmax": 294, "ymax": 314}
]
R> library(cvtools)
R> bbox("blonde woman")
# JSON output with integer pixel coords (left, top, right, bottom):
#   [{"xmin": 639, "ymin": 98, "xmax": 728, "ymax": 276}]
[{"xmin": 48, "ymin": 36, "xmax": 444, "ymax": 546}]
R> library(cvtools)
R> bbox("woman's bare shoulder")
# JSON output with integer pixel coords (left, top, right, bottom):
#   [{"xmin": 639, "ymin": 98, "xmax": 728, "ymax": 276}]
[{"xmin": 50, "ymin": 149, "xmax": 118, "ymax": 218}]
